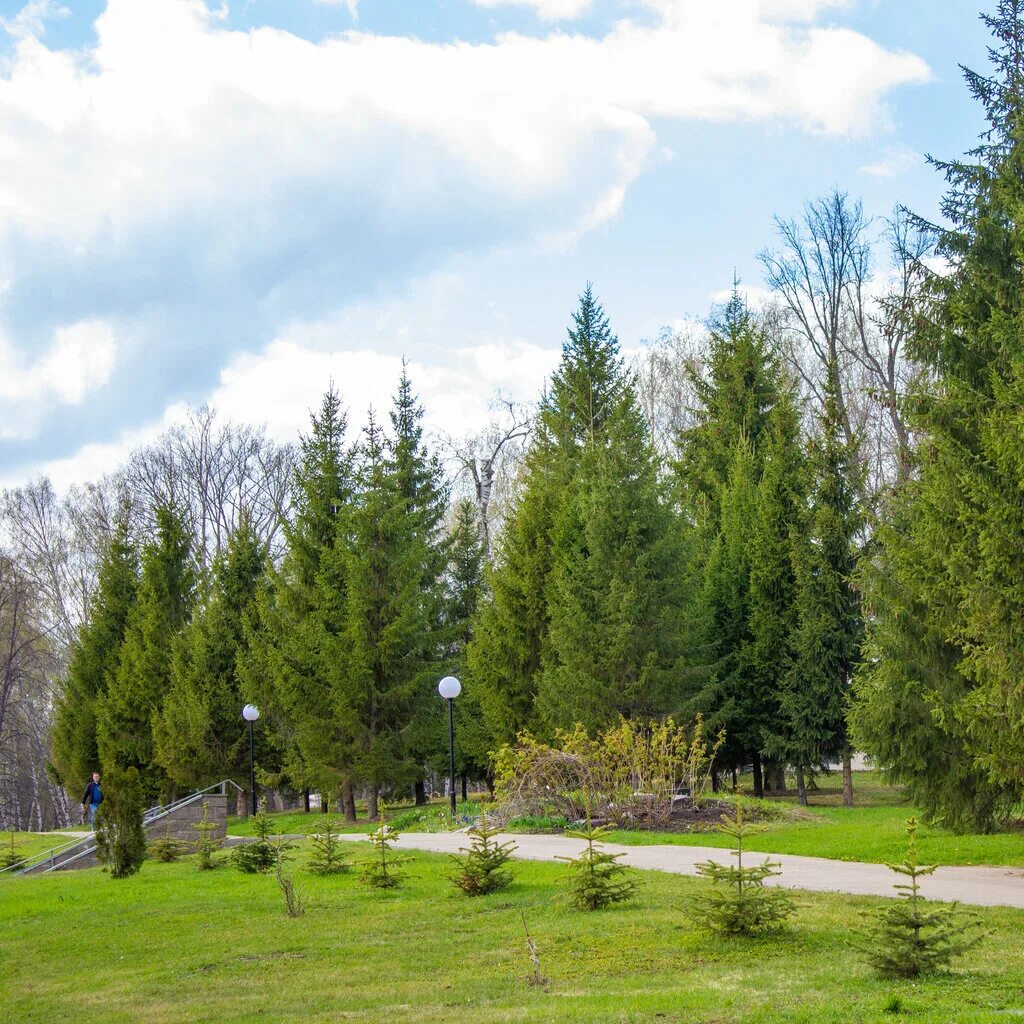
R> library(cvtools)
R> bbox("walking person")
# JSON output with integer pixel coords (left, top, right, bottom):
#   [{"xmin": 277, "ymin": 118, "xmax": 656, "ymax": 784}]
[{"xmin": 82, "ymin": 771, "xmax": 103, "ymax": 829}]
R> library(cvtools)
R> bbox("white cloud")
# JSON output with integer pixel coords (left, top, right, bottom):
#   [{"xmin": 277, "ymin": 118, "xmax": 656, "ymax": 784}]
[
  {"xmin": 0, "ymin": 319, "xmax": 116, "ymax": 438},
  {"xmin": 858, "ymin": 143, "xmax": 923, "ymax": 178},
  {"xmin": 0, "ymin": 0, "xmax": 930, "ymax": 478},
  {"xmin": 470, "ymin": 0, "xmax": 593, "ymax": 20},
  {"xmin": 0, "ymin": 0, "xmax": 929, "ymax": 253}
]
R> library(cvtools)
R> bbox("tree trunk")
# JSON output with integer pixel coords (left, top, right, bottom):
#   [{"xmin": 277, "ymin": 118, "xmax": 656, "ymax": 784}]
[
  {"xmin": 303, "ymin": 788, "xmax": 311, "ymax": 813},
  {"xmin": 485, "ymin": 774, "xmax": 495, "ymax": 798},
  {"xmin": 842, "ymin": 752, "xmax": 854, "ymax": 808},
  {"xmin": 711, "ymin": 770, "xmax": 720, "ymax": 793},
  {"xmin": 367, "ymin": 785, "xmax": 380, "ymax": 822},
  {"xmin": 731, "ymin": 768, "xmax": 737, "ymax": 791},
  {"xmin": 751, "ymin": 756, "xmax": 764, "ymax": 799},
  {"xmin": 341, "ymin": 781, "xmax": 356, "ymax": 823},
  {"xmin": 461, "ymin": 776, "xmax": 468, "ymax": 801},
  {"xmin": 765, "ymin": 762, "xmax": 786, "ymax": 794},
  {"xmin": 414, "ymin": 780, "xmax": 427, "ymax": 806},
  {"xmin": 796, "ymin": 767, "xmax": 808, "ymax": 807}
]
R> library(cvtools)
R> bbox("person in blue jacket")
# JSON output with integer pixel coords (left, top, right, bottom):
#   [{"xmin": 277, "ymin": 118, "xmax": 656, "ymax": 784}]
[{"xmin": 82, "ymin": 771, "xmax": 103, "ymax": 828}]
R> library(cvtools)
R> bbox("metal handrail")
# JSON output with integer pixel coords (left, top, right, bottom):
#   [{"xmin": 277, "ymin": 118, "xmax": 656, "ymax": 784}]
[{"xmin": 3, "ymin": 780, "xmax": 244, "ymax": 876}]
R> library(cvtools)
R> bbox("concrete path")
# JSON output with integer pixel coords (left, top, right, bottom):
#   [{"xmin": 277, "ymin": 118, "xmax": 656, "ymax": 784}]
[{"xmin": 336, "ymin": 831, "xmax": 1024, "ymax": 910}]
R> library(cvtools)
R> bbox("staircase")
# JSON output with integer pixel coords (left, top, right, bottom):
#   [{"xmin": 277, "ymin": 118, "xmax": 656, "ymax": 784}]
[{"xmin": 2, "ymin": 780, "xmax": 240, "ymax": 876}]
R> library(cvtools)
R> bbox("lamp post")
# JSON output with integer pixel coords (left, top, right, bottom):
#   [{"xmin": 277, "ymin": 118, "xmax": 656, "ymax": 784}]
[
  {"xmin": 241, "ymin": 704, "xmax": 260, "ymax": 816},
  {"xmin": 438, "ymin": 676, "xmax": 461, "ymax": 817}
]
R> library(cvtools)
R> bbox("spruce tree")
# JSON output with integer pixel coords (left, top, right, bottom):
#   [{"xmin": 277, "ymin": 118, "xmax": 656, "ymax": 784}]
[
  {"xmin": 471, "ymin": 285, "xmax": 687, "ymax": 747},
  {"xmin": 687, "ymin": 439, "xmax": 760, "ymax": 788},
  {"xmin": 443, "ymin": 499, "xmax": 491, "ymax": 786},
  {"xmin": 246, "ymin": 388, "xmax": 358, "ymax": 815},
  {"xmin": 537, "ymin": 386, "xmax": 688, "ymax": 732},
  {"xmin": 673, "ymin": 294, "xmax": 796, "ymax": 793},
  {"xmin": 862, "ymin": 818, "xmax": 985, "ymax": 978},
  {"xmin": 748, "ymin": 396, "xmax": 806, "ymax": 790},
  {"xmin": 336, "ymin": 409, "xmax": 436, "ymax": 819},
  {"xmin": 51, "ymin": 518, "xmax": 138, "ymax": 790},
  {"xmin": 388, "ymin": 367, "xmax": 451, "ymax": 803},
  {"xmin": 781, "ymin": 362, "xmax": 862, "ymax": 805},
  {"xmin": 155, "ymin": 514, "xmax": 270, "ymax": 792},
  {"xmin": 852, "ymin": 2, "xmax": 1024, "ymax": 828},
  {"xmin": 96, "ymin": 505, "xmax": 195, "ymax": 799}
]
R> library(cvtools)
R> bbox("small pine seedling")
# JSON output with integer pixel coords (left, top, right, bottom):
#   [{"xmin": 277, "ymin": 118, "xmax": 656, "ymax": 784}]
[
  {"xmin": 192, "ymin": 801, "xmax": 222, "ymax": 870},
  {"xmin": 691, "ymin": 797, "xmax": 795, "ymax": 936},
  {"xmin": 0, "ymin": 832, "xmax": 25, "ymax": 870},
  {"xmin": 307, "ymin": 816, "xmax": 350, "ymax": 876},
  {"xmin": 861, "ymin": 817, "xmax": 986, "ymax": 978},
  {"xmin": 557, "ymin": 815, "xmax": 635, "ymax": 911},
  {"xmin": 360, "ymin": 823, "xmax": 409, "ymax": 890},
  {"xmin": 520, "ymin": 911, "xmax": 548, "ymax": 989},
  {"xmin": 275, "ymin": 842, "xmax": 305, "ymax": 917},
  {"xmin": 233, "ymin": 804, "xmax": 293, "ymax": 874},
  {"xmin": 449, "ymin": 812, "xmax": 516, "ymax": 896},
  {"xmin": 148, "ymin": 817, "xmax": 191, "ymax": 863}
]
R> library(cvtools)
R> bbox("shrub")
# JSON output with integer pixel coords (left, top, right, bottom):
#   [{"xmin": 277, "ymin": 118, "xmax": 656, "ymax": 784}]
[
  {"xmin": 558, "ymin": 817, "xmax": 635, "ymax": 911},
  {"xmin": 94, "ymin": 767, "xmax": 147, "ymax": 880},
  {"xmin": 449, "ymin": 814, "xmax": 516, "ymax": 895},
  {"xmin": 148, "ymin": 818, "xmax": 190, "ymax": 863},
  {"xmin": 360, "ymin": 824, "xmax": 408, "ymax": 889},
  {"xmin": 307, "ymin": 816, "xmax": 350, "ymax": 876},
  {"xmin": 275, "ymin": 843, "xmax": 305, "ymax": 917},
  {"xmin": 494, "ymin": 715, "xmax": 725, "ymax": 828},
  {"xmin": 192, "ymin": 801, "xmax": 222, "ymax": 870},
  {"xmin": 233, "ymin": 806, "xmax": 292, "ymax": 874},
  {"xmin": 862, "ymin": 817, "xmax": 986, "ymax": 978},
  {"xmin": 0, "ymin": 833, "xmax": 26, "ymax": 870},
  {"xmin": 690, "ymin": 797, "xmax": 795, "ymax": 936}
]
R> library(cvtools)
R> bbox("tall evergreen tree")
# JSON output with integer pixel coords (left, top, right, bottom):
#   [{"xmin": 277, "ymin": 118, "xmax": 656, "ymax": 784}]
[
  {"xmin": 782, "ymin": 363, "xmax": 863, "ymax": 806},
  {"xmin": 389, "ymin": 366, "xmax": 451, "ymax": 802},
  {"xmin": 96, "ymin": 504, "xmax": 196, "ymax": 799},
  {"xmin": 687, "ymin": 439, "xmax": 760, "ymax": 788},
  {"xmin": 155, "ymin": 514, "xmax": 270, "ymax": 792},
  {"xmin": 471, "ymin": 286, "xmax": 687, "ymax": 749},
  {"xmin": 470, "ymin": 286, "xmax": 620, "ymax": 747},
  {"xmin": 852, "ymin": 2, "xmax": 1024, "ymax": 829},
  {"xmin": 537, "ymin": 387, "xmax": 688, "ymax": 732},
  {"xmin": 674, "ymin": 294, "xmax": 796, "ymax": 795},
  {"xmin": 246, "ymin": 387, "xmax": 358, "ymax": 814},
  {"xmin": 51, "ymin": 519, "xmax": 138, "ymax": 790},
  {"xmin": 334, "ymin": 411, "xmax": 435, "ymax": 819},
  {"xmin": 747, "ymin": 394, "xmax": 806, "ymax": 786}
]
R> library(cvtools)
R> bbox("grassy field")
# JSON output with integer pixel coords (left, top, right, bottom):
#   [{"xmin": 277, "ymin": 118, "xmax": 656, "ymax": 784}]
[{"xmin": 3, "ymin": 842, "xmax": 1024, "ymax": 1024}]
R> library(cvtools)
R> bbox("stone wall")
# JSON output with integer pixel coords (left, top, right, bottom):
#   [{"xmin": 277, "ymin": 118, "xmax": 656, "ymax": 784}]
[{"xmin": 46, "ymin": 793, "xmax": 229, "ymax": 872}]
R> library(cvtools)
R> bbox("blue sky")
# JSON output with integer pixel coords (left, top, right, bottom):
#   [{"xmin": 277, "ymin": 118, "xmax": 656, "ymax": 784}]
[{"xmin": 0, "ymin": 0, "xmax": 994, "ymax": 487}]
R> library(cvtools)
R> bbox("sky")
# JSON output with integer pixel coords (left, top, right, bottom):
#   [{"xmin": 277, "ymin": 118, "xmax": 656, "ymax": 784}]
[{"xmin": 0, "ymin": 0, "xmax": 995, "ymax": 489}]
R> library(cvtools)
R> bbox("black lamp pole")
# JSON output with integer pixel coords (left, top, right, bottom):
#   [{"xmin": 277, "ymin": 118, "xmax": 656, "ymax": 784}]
[
  {"xmin": 447, "ymin": 696, "xmax": 456, "ymax": 818},
  {"xmin": 248, "ymin": 718, "xmax": 257, "ymax": 817}
]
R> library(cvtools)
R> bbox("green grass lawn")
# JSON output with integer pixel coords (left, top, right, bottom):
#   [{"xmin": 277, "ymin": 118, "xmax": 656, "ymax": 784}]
[
  {"xmin": 2, "ymin": 843, "xmax": 1024, "ymax": 1023},
  {"xmin": 0, "ymin": 830, "xmax": 80, "ymax": 866},
  {"xmin": 601, "ymin": 772, "xmax": 1024, "ymax": 868}
]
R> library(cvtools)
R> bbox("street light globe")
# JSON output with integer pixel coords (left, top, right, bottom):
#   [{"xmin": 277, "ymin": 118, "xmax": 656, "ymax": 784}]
[
  {"xmin": 241, "ymin": 704, "xmax": 261, "ymax": 722},
  {"xmin": 438, "ymin": 676, "xmax": 462, "ymax": 700}
]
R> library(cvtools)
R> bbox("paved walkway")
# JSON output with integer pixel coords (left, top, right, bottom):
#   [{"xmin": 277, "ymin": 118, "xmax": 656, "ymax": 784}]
[{"xmin": 336, "ymin": 831, "xmax": 1024, "ymax": 910}]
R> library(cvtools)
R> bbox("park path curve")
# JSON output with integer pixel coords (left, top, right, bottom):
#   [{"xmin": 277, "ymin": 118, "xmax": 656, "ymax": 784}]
[{"xmin": 337, "ymin": 831, "xmax": 1024, "ymax": 910}]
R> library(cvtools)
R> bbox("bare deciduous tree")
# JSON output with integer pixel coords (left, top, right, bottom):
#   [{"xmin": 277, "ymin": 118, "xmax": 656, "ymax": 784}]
[
  {"xmin": 760, "ymin": 191, "xmax": 929, "ymax": 493},
  {"xmin": 437, "ymin": 395, "xmax": 532, "ymax": 555}
]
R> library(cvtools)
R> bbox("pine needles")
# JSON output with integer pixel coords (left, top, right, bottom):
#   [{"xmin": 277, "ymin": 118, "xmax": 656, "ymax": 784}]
[
  {"xmin": 449, "ymin": 813, "xmax": 516, "ymax": 895},
  {"xmin": 861, "ymin": 818, "xmax": 986, "ymax": 978},
  {"xmin": 690, "ymin": 797, "xmax": 795, "ymax": 936}
]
